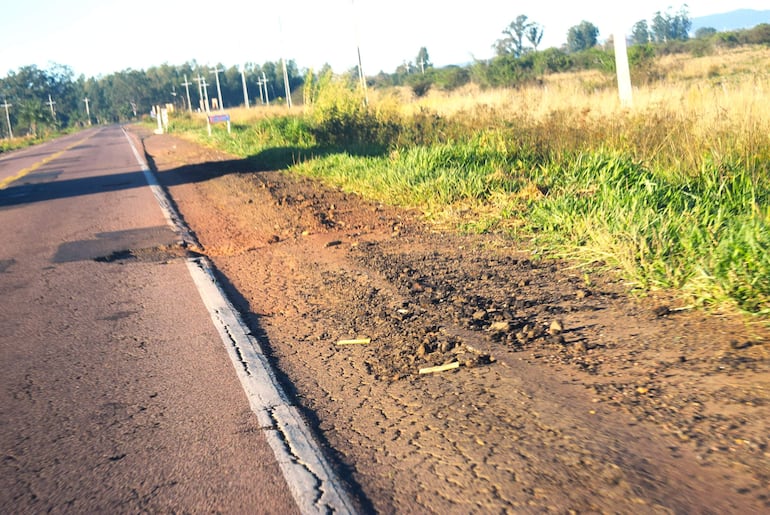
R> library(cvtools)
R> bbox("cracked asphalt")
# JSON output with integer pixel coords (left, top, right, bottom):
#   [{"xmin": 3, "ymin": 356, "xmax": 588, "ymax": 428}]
[{"xmin": 0, "ymin": 127, "xmax": 300, "ymax": 513}]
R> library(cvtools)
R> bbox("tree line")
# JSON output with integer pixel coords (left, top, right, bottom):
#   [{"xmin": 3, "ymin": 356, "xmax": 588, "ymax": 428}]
[
  {"xmin": 0, "ymin": 61, "xmax": 304, "ymax": 139},
  {"xmin": 2, "ymin": 4, "xmax": 769, "ymax": 139},
  {"xmin": 439, "ymin": 7, "xmax": 769, "ymax": 92}
]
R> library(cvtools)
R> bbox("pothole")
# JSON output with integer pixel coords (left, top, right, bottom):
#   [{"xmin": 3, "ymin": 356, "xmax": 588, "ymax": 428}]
[
  {"xmin": 0, "ymin": 258, "xmax": 16, "ymax": 273},
  {"xmin": 94, "ymin": 243, "xmax": 199, "ymax": 263}
]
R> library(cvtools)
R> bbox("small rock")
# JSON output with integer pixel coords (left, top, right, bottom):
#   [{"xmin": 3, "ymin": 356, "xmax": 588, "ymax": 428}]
[
  {"xmin": 489, "ymin": 321, "xmax": 511, "ymax": 333},
  {"xmin": 472, "ymin": 310, "xmax": 487, "ymax": 321},
  {"xmin": 572, "ymin": 342, "xmax": 587, "ymax": 353},
  {"xmin": 548, "ymin": 320, "xmax": 563, "ymax": 335},
  {"xmin": 267, "ymin": 234, "xmax": 280, "ymax": 244},
  {"xmin": 550, "ymin": 334, "xmax": 566, "ymax": 345},
  {"xmin": 325, "ymin": 240, "xmax": 342, "ymax": 248},
  {"xmin": 576, "ymin": 289, "xmax": 590, "ymax": 299}
]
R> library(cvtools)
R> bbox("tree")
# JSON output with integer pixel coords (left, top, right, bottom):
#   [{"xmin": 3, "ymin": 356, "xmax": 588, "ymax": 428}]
[
  {"xmin": 526, "ymin": 24, "xmax": 544, "ymax": 51},
  {"xmin": 695, "ymin": 27, "xmax": 717, "ymax": 39},
  {"xmin": 567, "ymin": 21, "xmax": 599, "ymax": 52},
  {"xmin": 651, "ymin": 7, "xmax": 691, "ymax": 42},
  {"xmin": 670, "ymin": 6, "xmax": 692, "ymax": 41},
  {"xmin": 495, "ymin": 15, "xmax": 532, "ymax": 58},
  {"xmin": 631, "ymin": 20, "xmax": 650, "ymax": 45}
]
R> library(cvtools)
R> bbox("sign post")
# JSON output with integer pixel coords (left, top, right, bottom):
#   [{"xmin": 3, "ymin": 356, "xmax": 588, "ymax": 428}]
[{"xmin": 207, "ymin": 113, "xmax": 231, "ymax": 136}]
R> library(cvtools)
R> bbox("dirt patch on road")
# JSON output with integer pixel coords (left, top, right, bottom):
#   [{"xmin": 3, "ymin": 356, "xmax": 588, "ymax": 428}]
[{"xmin": 136, "ymin": 128, "xmax": 769, "ymax": 513}]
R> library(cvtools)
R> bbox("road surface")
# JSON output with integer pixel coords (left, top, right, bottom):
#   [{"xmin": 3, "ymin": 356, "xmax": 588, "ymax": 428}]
[{"xmin": 0, "ymin": 126, "xmax": 304, "ymax": 513}]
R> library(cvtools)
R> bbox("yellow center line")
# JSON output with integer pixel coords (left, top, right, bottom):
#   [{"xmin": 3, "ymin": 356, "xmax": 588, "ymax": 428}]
[{"xmin": 0, "ymin": 133, "xmax": 96, "ymax": 190}]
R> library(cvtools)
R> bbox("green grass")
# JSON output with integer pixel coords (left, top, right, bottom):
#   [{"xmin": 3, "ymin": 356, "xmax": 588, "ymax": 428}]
[
  {"xmin": 529, "ymin": 152, "xmax": 770, "ymax": 313},
  {"xmin": 164, "ymin": 80, "xmax": 770, "ymax": 316}
]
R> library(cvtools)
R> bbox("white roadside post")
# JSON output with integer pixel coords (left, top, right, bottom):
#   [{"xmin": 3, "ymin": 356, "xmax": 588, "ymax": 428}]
[
  {"xmin": 154, "ymin": 105, "xmax": 163, "ymax": 134},
  {"xmin": 614, "ymin": 26, "xmax": 633, "ymax": 107}
]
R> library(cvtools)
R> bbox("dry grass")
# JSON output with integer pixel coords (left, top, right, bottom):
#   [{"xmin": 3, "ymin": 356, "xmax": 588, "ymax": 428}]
[{"xmin": 401, "ymin": 48, "xmax": 770, "ymax": 124}]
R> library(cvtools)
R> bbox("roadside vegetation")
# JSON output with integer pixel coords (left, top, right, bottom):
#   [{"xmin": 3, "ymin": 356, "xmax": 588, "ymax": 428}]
[
  {"xmin": 165, "ymin": 43, "xmax": 770, "ymax": 317},
  {"xmin": 3, "ymin": 5, "xmax": 768, "ymax": 316}
]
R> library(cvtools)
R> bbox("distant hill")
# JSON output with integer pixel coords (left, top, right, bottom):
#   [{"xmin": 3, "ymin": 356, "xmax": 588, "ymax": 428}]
[{"xmin": 692, "ymin": 9, "xmax": 770, "ymax": 32}]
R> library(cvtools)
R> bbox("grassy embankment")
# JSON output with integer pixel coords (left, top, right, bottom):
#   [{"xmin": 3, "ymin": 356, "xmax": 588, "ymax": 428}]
[{"xmin": 166, "ymin": 47, "xmax": 770, "ymax": 316}]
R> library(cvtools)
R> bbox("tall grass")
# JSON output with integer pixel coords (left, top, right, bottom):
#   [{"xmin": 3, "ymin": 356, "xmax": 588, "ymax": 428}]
[
  {"xmin": 530, "ymin": 153, "xmax": 769, "ymax": 313},
  {"xmin": 165, "ymin": 47, "xmax": 770, "ymax": 315}
]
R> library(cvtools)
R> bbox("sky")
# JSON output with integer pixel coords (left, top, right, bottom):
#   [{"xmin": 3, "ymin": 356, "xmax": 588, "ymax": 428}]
[{"xmin": 1, "ymin": 1, "xmax": 767, "ymax": 78}]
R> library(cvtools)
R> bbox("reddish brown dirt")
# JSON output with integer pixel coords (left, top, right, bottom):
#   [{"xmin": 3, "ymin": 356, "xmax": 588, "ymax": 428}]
[{"xmin": 134, "ymin": 128, "xmax": 769, "ymax": 514}]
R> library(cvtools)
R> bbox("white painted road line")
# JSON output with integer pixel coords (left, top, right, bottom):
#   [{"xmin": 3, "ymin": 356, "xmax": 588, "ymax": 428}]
[{"xmin": 123, "ymin": 128, "xmax": 357, "ymax": 515}]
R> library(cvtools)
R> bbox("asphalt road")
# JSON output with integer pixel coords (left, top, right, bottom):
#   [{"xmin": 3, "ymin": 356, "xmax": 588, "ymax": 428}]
[{"xmin": 0, "ymin": 126, "xmax": 300, "ymax": 513}]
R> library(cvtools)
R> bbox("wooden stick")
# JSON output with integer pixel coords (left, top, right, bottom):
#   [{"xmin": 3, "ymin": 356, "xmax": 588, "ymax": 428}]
[
  {"xmin": 336, "ymin": 338, "xmax": 371, "ymax": 346},
  {"xmin": 419, "ymin": 362, "xmax": 460, "ymax": 374}
]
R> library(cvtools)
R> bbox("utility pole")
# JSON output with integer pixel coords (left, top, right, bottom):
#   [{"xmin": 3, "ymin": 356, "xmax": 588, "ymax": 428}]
[
  {"xmin": 194, "ymin": 73, "xmax": 210, "ymax": 112},
  {"xmin": 47, "ymin": 94, "xmax": 57, "ymax": 122},
  {"xmin": 181, "ymin": 74, "xmax": 193, "ymax": 112},
  {"xmin": 202, "ymin": 77, "xmax": 211, "ymax": 113},
  {"xmin": 1, "ymin": 98, "xmax": 12, "ymax": 139},
  {"xmin": 277, "ymin": 17, "xmax": 293, "ymax": 109},
  {"xmin": 256, "ymin": 77, "xmax": 264, "ymax": 104},
  {"xmin": 83, "ymin": 97, "xmax": 91, "ymax": 125},
  {"xmin": 262, "ymin": 72, "xmax": 270, "ymax": 106},
  {"xmin": 281, "ymin": 58, "xmax": 292, "ymax": 108},
  {"xmin": 351, "ymin": 0, "xmax": 368, "ymax": 106},
  {"xmin": 195, "ymin": 73, "xmax": 204, "ymax": 111},
  {"xmin": 211, "ymin": 66, "xmax": 224, "ymax": 111},
  {"xmin": 241, "ymin": 64, "xmax": 250, "ymax": 109}
]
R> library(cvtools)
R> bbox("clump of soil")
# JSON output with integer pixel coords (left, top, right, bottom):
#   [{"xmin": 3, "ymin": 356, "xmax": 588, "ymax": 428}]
[{"xmin": 137, "ymin": 128, "xmax": 769, "ymax": 514}]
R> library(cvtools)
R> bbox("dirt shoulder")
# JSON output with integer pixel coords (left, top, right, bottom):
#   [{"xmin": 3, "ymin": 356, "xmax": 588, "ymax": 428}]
[{"xmin": 136, "ymin": 128, "xmax": 769, "ymax": 513}]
